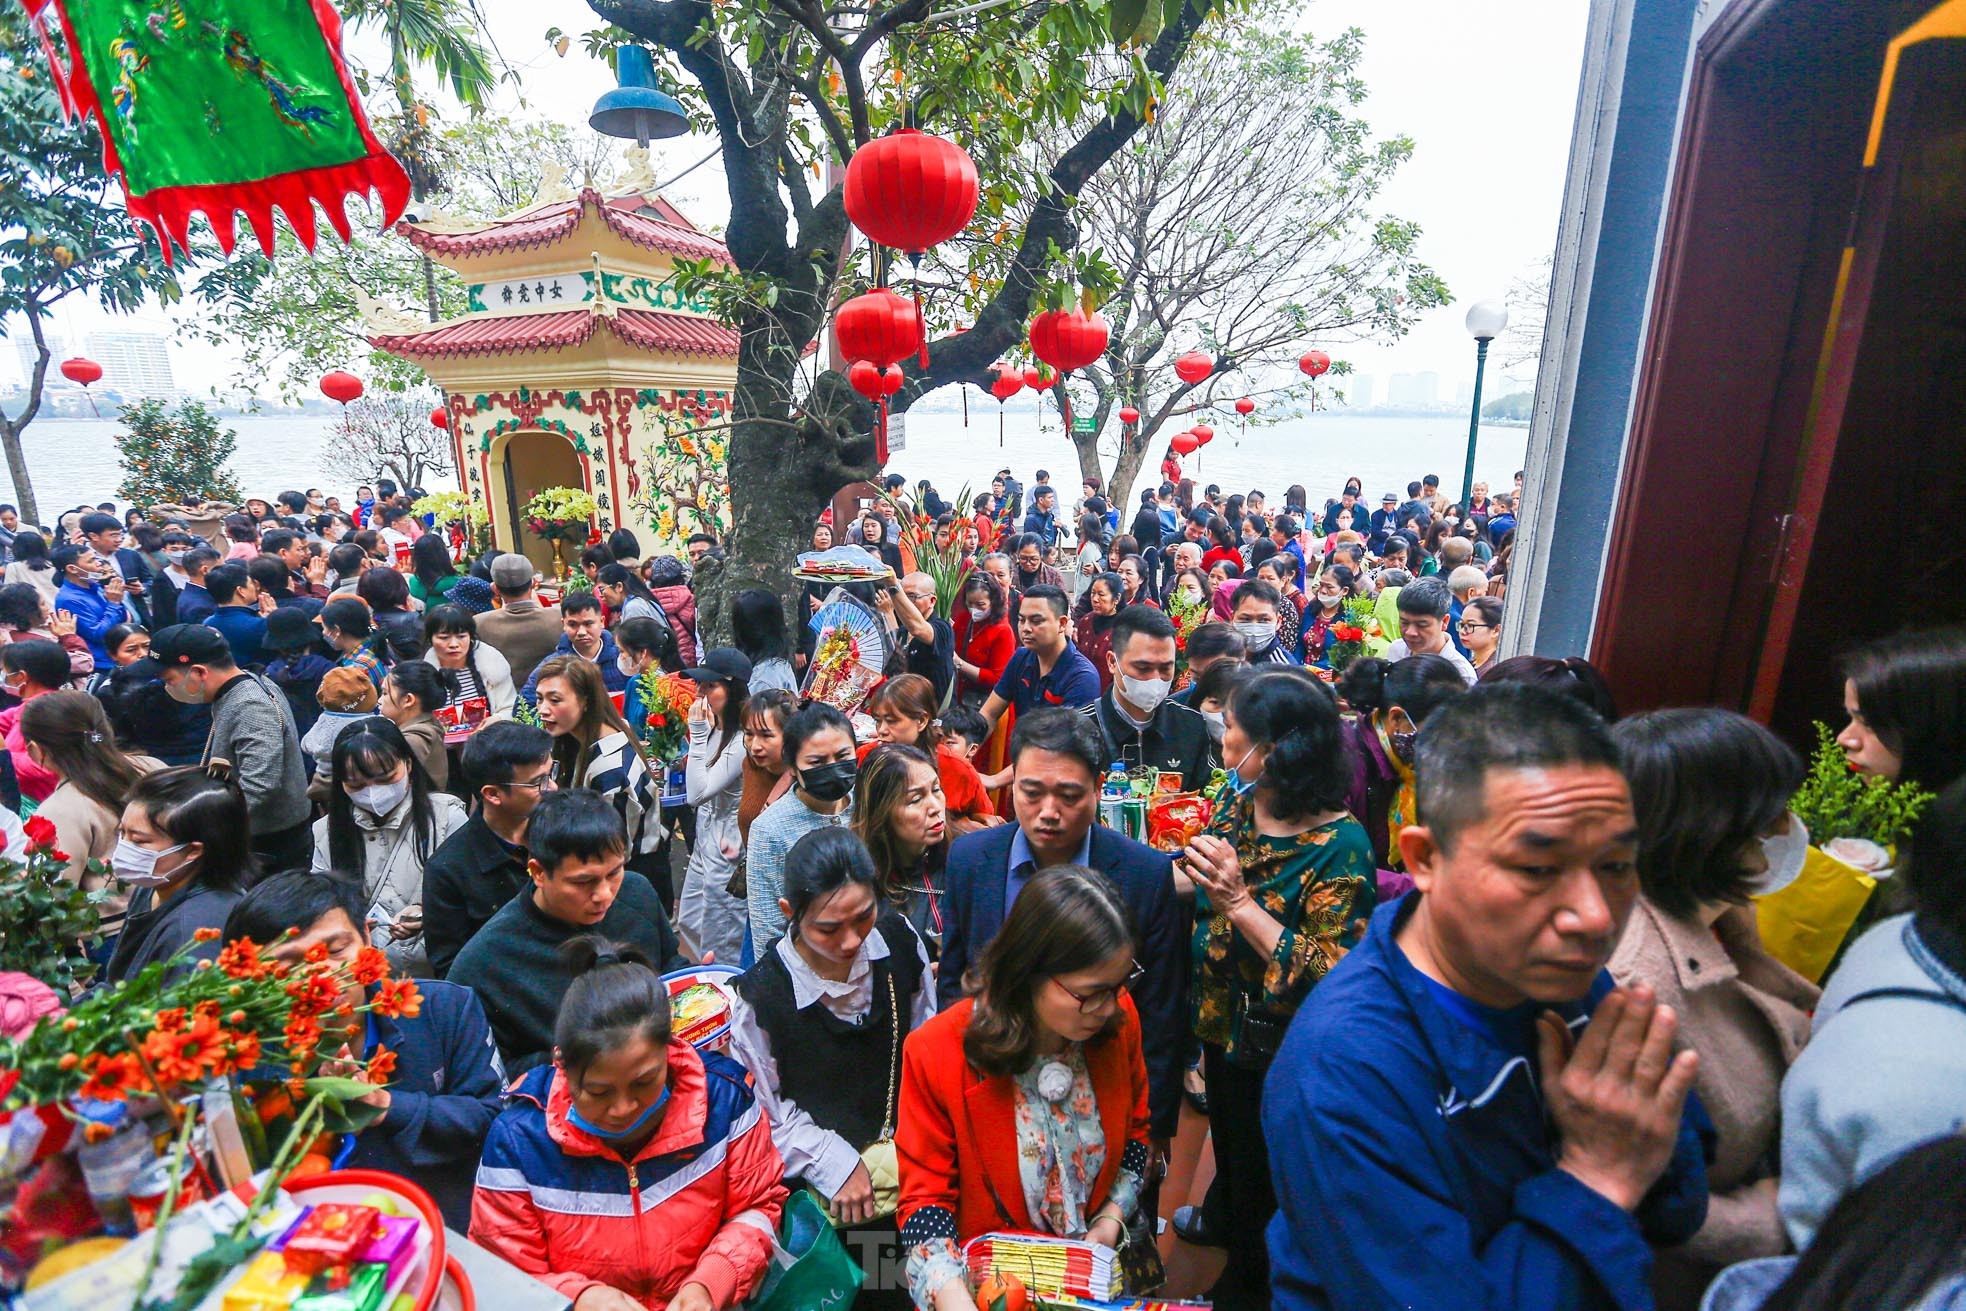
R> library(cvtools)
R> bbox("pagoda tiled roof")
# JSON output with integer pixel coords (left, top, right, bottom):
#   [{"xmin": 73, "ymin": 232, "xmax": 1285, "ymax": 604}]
[
  {"xmin": 367, "ymin": 308, "xmax": 740, "ymax": 360},
  {"xmin": 396, "ymin": 190, "xmax": 730, "ymax": 262}
]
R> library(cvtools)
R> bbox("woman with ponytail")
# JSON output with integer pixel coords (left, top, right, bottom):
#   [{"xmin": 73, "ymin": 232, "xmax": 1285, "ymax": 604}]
[
  {"xmin": 1337, "ymin": 654, "xmax": 1469, "ymax": 872},
  {"xmin": 1175, "ymin": 667, "xmax": 1376, "ymax": 1309},
  {"xmin": 472, "ymin": 936, "xmax": 788, "ymax": 1311}
]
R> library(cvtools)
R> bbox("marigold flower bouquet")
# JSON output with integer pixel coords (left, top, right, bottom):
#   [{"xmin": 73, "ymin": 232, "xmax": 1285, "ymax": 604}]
[{"xmin": 636, "ymin": 669, "xmax": 699, "ymax": 764}]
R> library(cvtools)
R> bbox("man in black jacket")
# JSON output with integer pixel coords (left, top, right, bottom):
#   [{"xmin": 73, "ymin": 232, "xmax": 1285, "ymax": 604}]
[
  {"xmin": 448, "ymin": 789, "xmax": 683, "ymax": 1074},
  {"xmin": 423, "ymin": 722, "xmax": 555, "ymax": 977},
  {"xmin": 1078, "ymin": 606, "xmax": 1214, "ymax": 791}
]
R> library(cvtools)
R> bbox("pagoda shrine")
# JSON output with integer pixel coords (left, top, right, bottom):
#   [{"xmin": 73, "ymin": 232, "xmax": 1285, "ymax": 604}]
[{"xmin": 364, "ymin": 148, "xmax": 735, "ymax": 574}]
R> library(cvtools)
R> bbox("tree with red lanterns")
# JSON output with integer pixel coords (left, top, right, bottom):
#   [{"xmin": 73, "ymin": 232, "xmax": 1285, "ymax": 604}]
[
  {"xmin": 582, "ymin": 0, "xmax": 1218, "ymax": 617},
  {"xmin": 966, "ymin": 7, "xmax": 1451, "ymax": 511}
]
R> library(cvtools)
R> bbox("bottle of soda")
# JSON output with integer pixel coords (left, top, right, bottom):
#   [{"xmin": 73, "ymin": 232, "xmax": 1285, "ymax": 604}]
[{"xmin": 1099, "ymin": 763, "xmax": 1129, "ymax": 831}]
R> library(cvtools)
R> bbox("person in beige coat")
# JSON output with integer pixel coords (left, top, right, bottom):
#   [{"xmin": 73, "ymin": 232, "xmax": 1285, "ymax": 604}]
[
  {"xmin": 473, "ymin": 554, "xmax": 562, "ymax": 687},
  {"xmin": 18, "ymin": 690, "xmax": 164, "ymax": 942},
  {"xmin": 1610, "ymin": 708, "xmax": 1820, "ymax": 1311}
]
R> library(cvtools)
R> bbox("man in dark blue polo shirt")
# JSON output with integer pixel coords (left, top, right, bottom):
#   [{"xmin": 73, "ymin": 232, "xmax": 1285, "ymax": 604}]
[{"xmin": 978, "ymin": 582, "xmax": 1100, "ymax": 738}]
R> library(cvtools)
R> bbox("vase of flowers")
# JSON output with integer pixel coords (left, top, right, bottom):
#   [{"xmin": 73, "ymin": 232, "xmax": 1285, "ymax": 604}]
[
  {"xmin": 522, "ymin": 487, "xmax": 598, "ymax": 582},
  {"xmin": 411, "ymin": 489, "xmax": 489, "ymax": 559}
]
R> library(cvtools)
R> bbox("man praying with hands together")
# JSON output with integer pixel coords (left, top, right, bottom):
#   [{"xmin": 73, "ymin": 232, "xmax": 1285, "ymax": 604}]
[{"xmin": 1262, "ymin": 682, "xmax": 1710, "ymax": 1311}]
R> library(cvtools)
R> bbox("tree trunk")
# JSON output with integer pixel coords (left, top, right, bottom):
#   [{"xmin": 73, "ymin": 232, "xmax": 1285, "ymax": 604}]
[
  {"xmin": 2, "ymin": 308, "xmax": 53, "ymax": 524},
  {"xmin": 1108, "ymin": 430, "xmax": 1153, "ymax": 519}
]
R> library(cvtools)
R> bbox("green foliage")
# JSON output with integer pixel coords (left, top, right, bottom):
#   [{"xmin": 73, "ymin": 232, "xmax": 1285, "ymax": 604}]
[
  {"xmin": 1482, "ymin": 390, "xmax": 1534, "ymax": 421},
  {"xmin": 114, "ymin": 398, "xmax": 244, "ymax": 507},
  {"xmin": 1791, "ymin": 721, "xmax": 1935, "ymax": 851},
  {"xmin": 0, "ymin": 851, "xmax": 104, "ymax": 994}
]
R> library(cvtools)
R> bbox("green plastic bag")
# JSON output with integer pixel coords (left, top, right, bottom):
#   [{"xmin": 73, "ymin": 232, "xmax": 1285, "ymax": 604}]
[{"xmin": 744, "ymin": 1189, "xmax": 865, "ymax": 1311}]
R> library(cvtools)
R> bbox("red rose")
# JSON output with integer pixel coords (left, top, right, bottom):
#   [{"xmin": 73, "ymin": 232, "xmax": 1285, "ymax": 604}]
[{"xmin": 22, "ymin": 815, "xmax": 58, "ymax": 853}]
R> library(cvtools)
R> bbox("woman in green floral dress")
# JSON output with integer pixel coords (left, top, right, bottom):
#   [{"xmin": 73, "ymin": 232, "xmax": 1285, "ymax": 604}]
[{"xmin": 1178, "ymin": 667, "xmax": 1377, "ymax": 1310}]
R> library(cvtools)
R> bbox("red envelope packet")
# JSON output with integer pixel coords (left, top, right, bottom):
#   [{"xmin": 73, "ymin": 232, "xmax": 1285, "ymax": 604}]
[{"xmin": 281, "ymin": 1203, "xmax": 380, "ymax": 1277}]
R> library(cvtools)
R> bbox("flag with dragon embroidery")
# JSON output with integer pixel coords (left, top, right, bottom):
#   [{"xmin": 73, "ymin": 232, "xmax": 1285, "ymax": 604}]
[{"xmin": 17, "ymin": 0, "xmax": 409, "ymax": 261}]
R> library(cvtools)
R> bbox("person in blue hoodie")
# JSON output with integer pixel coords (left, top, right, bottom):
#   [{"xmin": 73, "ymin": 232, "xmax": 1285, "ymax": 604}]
[
  {"xmin": 518, "ymin": 591, "xmax": 627, "ymax": 707},
  {"xmin": 224, "ymin": 869, "xmax": 505, "ymax": 1230},
  {"xmin": 1263, "ymin": 681, "xmax": 1710, "ymax": 1311}
]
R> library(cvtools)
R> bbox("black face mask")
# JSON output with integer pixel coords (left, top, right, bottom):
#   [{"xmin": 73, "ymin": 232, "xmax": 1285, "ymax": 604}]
[{"xmin": 799, "ymin": 759, "xmax": 858, "ymax": 803}]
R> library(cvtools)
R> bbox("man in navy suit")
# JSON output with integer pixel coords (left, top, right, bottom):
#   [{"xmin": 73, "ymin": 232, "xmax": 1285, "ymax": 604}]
[
  {"xmin": 81, "ymin": 512, "xmax": 153, "ymax": 626},
  {"xmin": 939, "ymin": 707, "xmax": 1185, "ymax": 1141}
]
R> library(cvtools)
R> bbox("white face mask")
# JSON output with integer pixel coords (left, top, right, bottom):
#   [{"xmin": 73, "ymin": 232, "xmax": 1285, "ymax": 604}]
[
  {"xmin": 1200, "ymin": 709, "xmax": 1225, "ymax": 741},
  {"xmin": 616, "ymin": 652, "xmax": 641, "ymax": 678},
  {"xmin": 1234, "ymin": 620, "xmax": 1277, "ymax": 650},
  {"xmin": 1746, "ymin": 811, "xmax": 1810, "ymax": 898},
  {"xmin": 968, "ymin": 604, "xmax": 990, "ymax": 622},
  {"xmin": 348, "ymin": 778, "xmax": 411, "ymax": 817},
  {"xmin": 113, "ymin": 838, "xmax": 188, "ymax": 888},
  {"xmin": 1117, "ymin": 673, "xmax": 1171, "ymax": 715}
]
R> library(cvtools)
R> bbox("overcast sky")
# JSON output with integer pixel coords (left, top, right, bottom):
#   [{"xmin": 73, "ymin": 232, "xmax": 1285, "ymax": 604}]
[{"xmin": 14, "ymin": 0, "xmax": 1588, "ymax": 400}]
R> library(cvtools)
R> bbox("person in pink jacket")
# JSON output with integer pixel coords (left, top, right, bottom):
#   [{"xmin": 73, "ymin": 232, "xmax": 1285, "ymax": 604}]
[{"xmin": 471, "ymin": 936, "xmax": 786, "ymax": 1311}]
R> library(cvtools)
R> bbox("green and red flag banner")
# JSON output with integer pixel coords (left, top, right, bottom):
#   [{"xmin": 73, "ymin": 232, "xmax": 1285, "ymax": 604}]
[{"xmin": 17, "ymin": 0, "xmax": 409, "ymax": 261}]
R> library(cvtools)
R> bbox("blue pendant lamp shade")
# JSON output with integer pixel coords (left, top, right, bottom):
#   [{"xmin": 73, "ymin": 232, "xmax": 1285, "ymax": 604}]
[{"xmin": 590, "ymin": 46, "xmax": 688, "ymax": 147}]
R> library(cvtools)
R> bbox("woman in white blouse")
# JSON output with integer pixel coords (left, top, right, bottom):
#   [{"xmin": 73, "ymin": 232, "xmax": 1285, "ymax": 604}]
[
  {"xmin": 677, "ymin": 647, "xmax": 754, "ymax": 964},
  {"xmin": 727, "ymin": 826, "xmax": 934, "ymax": 1231}
]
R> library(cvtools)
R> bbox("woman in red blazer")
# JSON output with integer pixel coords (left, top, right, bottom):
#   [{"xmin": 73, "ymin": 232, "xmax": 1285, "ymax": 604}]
[
  {"xmin": 951, "ymin": 572, "xmax": 1015, "ymax": 705},
  {"xmin": 896, "ymin": 867, "xmax": 1152, "ymax": 1311}
]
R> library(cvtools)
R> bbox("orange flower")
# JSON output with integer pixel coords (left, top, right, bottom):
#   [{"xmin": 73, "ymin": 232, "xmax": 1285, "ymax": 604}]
[
  {"xmin": 284, "ymin": 1015, "xmax": 323, "ymax": 1062},
  {"xmin": 193, "ymin": 926, "xmax": 222, "ymax": 942},
  {"xmin": 229, "ymin": 1032, "xmax": 263, "ymax": 1070},
  {"xmin": 193, "ymin": 998, "xmax": 221, "ymax": 1019},
  {"xmin": 351, "ymin": 946, "xmax": 389, "ymax": 987},
  {"xmin": 143, "ymin": 1014, "xmax": 227, "ymax": 1085},
  {"xmin": 372, "ymin": 978, "xmax": 422, "ymax": 1020},
  {"xmin": 285, "ymin": 970, "xmax": 341, "ymax": 1018},
  {"xmin": 303, "ymin": 942, "xmax": 331, "ymax": 965},
  {"xmin": 153, "ymin": 1007, "xmax": 187, "ymax": 1033},
  {"xmin": 217, "ymin": 938, "xmax": 266, "ymax": 980},
  {"xmin": 365, "ymin": 1048, "xmax": 399, "ymax": 1085},
  {"xmin": 78, "ymin": 1053, "xmax": 148, "ymax": 1102}
]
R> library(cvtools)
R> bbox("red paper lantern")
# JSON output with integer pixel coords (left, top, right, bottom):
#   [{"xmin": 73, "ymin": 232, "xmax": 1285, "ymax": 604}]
[
  {"xmin": 842, "ymin": 129, "xmax": 980, "ymax": 255},
  {"xmin": 1234, "ymin": 397, "xmax": 1255, "ymax": 416},
  {"xmin": 1029, "ymin": 308, "xmax": 1110, "ymax": 375},
  {"xmin": 990, "ymin": 370, "xmax": 1024, "ymax": 402},
  {"xmin": 1169, "ymin": 431, "xmax": 1200, "ymax": 456},
  {"xmin": 849, "ymin": 360, "xmax": 885, "ymax": 400},
  {"xmin": 431, "ymin": 406, "xmax": 450, "ymax": 430},
  {"xmin": 320, "ymin": 371, "xmax": 364, "ymax": 405},
  {"xmin": 1193, "ymin": 424, "xmax": 1215, "ymax": 445},
  {"xmin": 59, "ymin": 357, "xmax": 102, "ymax": 387},
  {"xmin": 1174, "ymin": 351, "xmax": 1213, "ymax": 385},
  {"xmin": 835, "ymin": 289, "xmax": 921, "ymax": 367},
  {"xmin": 881, "ymin": 365, "xmax": 905, "ymax": 396},
  {"xmin": 1118, "ymin": 406, "xmax": 1140, "ymax": 425},
  {"xmin": 1021, "ymin": 364, "xmax": 1054, "ymax": 391},
  {"xmin": 1299, "ymin": 350, "xmax": 1331, "ymax": 378}
]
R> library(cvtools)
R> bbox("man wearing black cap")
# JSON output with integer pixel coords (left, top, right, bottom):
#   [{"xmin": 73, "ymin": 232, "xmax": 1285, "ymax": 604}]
[
  {"xmin": 150, "ymin": 624, "xmax": 312, "ymax": 874},
  {"xmin": 674, "ymin": 646, "xmax": 753, "ymax": 962}
]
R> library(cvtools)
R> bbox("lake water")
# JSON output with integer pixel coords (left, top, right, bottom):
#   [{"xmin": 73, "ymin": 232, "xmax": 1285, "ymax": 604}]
[{"xmin": 0, "ymin": 407, "xmax": 1528, "ymax": 524}]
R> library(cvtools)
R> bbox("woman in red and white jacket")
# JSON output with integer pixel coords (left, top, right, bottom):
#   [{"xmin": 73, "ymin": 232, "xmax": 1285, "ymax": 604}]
[{"xmin": 471, "ymin": 938, "xmax": 787, "ymax": 1311}]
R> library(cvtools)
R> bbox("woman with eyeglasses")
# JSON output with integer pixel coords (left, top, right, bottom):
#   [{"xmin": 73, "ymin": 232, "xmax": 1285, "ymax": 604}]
[
  {"xmin": 897, "ymin": 866, "xmax": 1153, "ymax": 1311},
  {"xmin": 1458, "ymin": 596, "xmax": 1504, "ymax": 674},
  {"xmin": 1172, "ymin": 668, "xmax": 1376, "ymax": 1308}
]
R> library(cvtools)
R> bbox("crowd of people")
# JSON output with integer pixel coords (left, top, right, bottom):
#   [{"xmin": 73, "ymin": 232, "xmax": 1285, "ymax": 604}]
[{"xmin": 11, "ymin": 462, "xmax": 1966, "ymax": 1311}]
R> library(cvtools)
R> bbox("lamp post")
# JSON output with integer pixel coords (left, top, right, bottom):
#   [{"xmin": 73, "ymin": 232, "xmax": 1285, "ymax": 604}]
[{"xmin": 1459, "ymin": 300, "xmax": 1509, "ymax": 516}]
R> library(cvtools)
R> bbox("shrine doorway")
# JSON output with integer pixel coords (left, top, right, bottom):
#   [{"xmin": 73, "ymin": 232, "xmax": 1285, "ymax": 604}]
[{"xmin": 498, "ymin": 430, "xmax": 586, "ymax": 577}]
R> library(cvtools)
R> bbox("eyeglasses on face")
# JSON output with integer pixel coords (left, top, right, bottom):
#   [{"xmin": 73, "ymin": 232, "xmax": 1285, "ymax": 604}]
[
  {"xmin": 1457, "ymin": 621, "xmax": 1497, "ymax": 633},
  {"xmin": 1052, "ymin": 960, "xmax": 1146, "ymax": 1013}
]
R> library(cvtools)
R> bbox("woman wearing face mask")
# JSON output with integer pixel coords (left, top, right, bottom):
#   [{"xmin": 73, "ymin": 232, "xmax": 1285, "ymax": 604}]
[
  {"xmin": 897, "ymin": 867, "xmax": 1153, "ymax": 1311},
  {"xmin": 951, "ymin": 572, "xmax": 1014, "ymax": 707},
  {"xmin": 746, "ymin": 702, "xmax": 860, "ymax": 953},
  {"xmin": 1176, "ymin": 667, "xmax": 1375, "ymax": 1309},
  {"xmin": 1186, "ymin": 660, "xmax": 1250, "ymax": 758},
  {"xmin": 1251, "ymin": 557, "xmax": 1307, "ymax": 648},
  {"xmin": 864, "ymin": 674, "xmax": 997, "ymax": 836},
  {"xmin": 728, "ymin": 827, "xmax": 935, "ymax": 1238},
  {"xmin": 853, "ymin": 744, "xmax": 953, "ymax": 961},
  {"xmin": 379, "ymin": 660, "xmax": 454, "ymax": 792},
  {"xmin": 1337, "ymin": 654, "xmax": 1468, "ymax": 874},
  {"xmin": 422, "ymin": 603, "xmax": 517, "ymax": 724},
  {"xmin": 1300, "ymin": 566, "xmax": 1353, "ymax": 671},
  {"xmin": 678, "ymin": 649, "xmax": 753, "ymax": 966},
  {"xmin": 1075, "ymin": 574, "xmax": 1124, "ymax": 694},
  {"xmin": 22, "ymin": 690, "xmax": 162, "ymax": 949},
  {"xmin": 311, "ymin": 716, "xmax": 465, "ymax": 976},
  {"xmin": 104, "ymin": 767, "xmax": 253, "ymax": 984},
  {"xmin": 470, "ymin": 937, "xmax": 788, "ymax": 1311},
  {"xmin": 1608, "ymin": 709, "xmax": 1816, "ymax": 1307}
]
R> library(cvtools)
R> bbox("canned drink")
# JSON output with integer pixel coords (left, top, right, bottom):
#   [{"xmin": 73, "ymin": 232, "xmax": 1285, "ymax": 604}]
[{"xmin": 1099, "ymin": 797, "xmax": 1126, "ymax": 832}]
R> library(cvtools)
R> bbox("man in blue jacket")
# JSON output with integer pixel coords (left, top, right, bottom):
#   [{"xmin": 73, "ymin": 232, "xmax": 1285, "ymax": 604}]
[
  {"xmin": 1263, "ymin": 683, "xmax": 1709, "ymax": 1311},
  {"xmin": 938, "ymin": 707, "xmax": 1185, "ymax": 1141},
  {"xmin": 517, "ymin": 591, "xmax": 628, "ymax": 706},
  {"xmin": 225, "ymin": 870, "xmax": 505, "ymax": 1230},
  {"xmin": 51, "ymin": 544, "xmax": 128, "ymax": 663}
]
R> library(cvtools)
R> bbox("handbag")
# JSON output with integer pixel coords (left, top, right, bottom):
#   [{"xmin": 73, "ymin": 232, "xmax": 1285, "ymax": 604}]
[
  {"xmin": 743, "ymin": 1188, "xmax": 863, "ymax": 1311},
  {"xmin": 823, "ymin": 973, "xmax": 903, "ymax": 1225}
]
